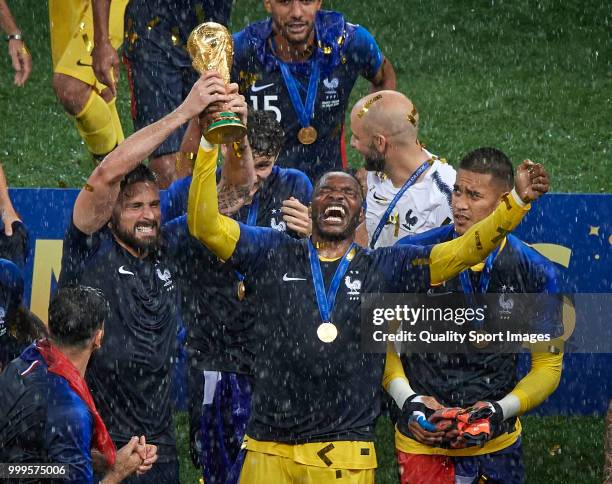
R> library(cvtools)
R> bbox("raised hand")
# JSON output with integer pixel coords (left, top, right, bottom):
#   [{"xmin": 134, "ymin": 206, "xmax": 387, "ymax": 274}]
[
  {"xmin": 224, "ymin": 85, "xmax": 248, "ymax": 126},
  {"xmin": 179, "ymin": 71, "xmax": 232, "ymax": 120},
  {"xmin": 514, "ymin": 160, "xmax": 549, "ymax": 203}
]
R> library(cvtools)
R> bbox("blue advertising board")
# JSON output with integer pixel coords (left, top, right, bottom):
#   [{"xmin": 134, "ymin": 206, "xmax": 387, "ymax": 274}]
[{"xmin": 7, "ymin": 189, "xmax": 612, "ymax": 415}]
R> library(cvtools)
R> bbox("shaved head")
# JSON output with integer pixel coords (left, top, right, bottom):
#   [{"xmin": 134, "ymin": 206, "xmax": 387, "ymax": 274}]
[
  {"xmin": 315, "ymin": 171, "xmax": 364, "ymax": 201},
  {"xmin": 351, "ymin": 90, "xmax": 419, "ymax": 144},
  {"xmin": 350, "ymin": 91, "xmax": 420, "ymax": 172}
]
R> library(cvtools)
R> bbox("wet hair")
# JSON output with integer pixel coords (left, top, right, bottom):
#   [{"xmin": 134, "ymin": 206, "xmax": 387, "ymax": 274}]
[
  {"xmin": 314, "ymin": 171, "xmax": 365, "ymax": 202},
  {"xmin": 459, "ymin": 147, "xmax": 514, "ymax": 190},
  {"xmin": 48, "ymin": 286, "xmax": 109, "ymax": 348},
  {"xmin": 119, "ymin": 163, "xmax": 157, "ymax": 193},
  {"xmin": 246, "ymin": 110, "xmax": 284, "ymax": 158}
]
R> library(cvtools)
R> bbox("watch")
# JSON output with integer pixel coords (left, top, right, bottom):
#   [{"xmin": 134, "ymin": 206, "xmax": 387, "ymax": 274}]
[{"xmin": 6, "ymin": 34, "xmax": 23, "ymax": 41}]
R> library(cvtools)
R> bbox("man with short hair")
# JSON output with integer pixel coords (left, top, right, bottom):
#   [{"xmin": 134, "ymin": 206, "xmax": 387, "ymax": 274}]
[
  {"xmin": 391, "ymin": 147, "xmax": 564, "ymax": 484},
  {"xmin": 232, "ymin": 0, "xmax": 396, "ymax": 181},
  {"xmin": 0, "ymin": 286, "xmax": 157, "ymax": 483},
  {"xmin": 58, "ymin": 71, "xmax": 237, "ymax": 483},
  {"xmin": 350, "ymin": 91, "xmax": 455, "ymax": 248},
  {"xmin": 163, "ymin": 108, "xmax": 312, "ymax": 483},
  {"xmin": 187, "ymin": 117, "xmax": 549, "ymax": 482}
]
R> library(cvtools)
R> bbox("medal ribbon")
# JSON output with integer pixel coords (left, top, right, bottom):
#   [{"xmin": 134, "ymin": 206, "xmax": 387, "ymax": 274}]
[
  {"xmin": 458, "ymin": 246, "xmax": 501, "ymax": 294},
  {"xmin": 278, "ymin": 58, "xmax": 321, "ymax": 129},
  {"xmin": 308, "ymin": 240, "xmax": 356, "ymax": 323},
  {"xmin": 370, "ymin": 160, "xmax": 432, "ymax": 248},
  {"xmin": 236, "ymin": 193, "xmax": 260, "ymax": 283},
  {"xmin": 455, "ymin": 231, "xmax": 501, "ymax": 331}
]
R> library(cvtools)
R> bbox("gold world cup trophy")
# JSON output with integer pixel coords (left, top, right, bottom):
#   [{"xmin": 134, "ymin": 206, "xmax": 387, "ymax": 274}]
[{"xmin": 187, "ymin": 22, "xmax": 247, "ymax": 144}]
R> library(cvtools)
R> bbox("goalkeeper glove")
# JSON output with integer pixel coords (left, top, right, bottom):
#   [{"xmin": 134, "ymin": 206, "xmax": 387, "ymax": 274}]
[
  {"xmin": 456, "ymin": 400, "xmax": 504, "ymax": 446},
  {"xmin": 402, "ymin": 394, "xmax": 443, "ymax": 425}
]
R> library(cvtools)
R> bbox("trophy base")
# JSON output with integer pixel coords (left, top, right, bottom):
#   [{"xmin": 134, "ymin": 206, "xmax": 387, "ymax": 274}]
[{"xmin": 204, "ymin": 112, "xmax": 247, "ymax": 144}]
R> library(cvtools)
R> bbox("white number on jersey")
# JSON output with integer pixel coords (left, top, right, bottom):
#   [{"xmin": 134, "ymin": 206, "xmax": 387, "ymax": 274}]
[{"xmin": 250, "ymin": 95, "xmax": 282, "ymax": 122}]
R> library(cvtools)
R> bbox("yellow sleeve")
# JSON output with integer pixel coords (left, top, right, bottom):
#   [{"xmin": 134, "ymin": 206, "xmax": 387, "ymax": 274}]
[
  {"xmin": 430, "ymin": 191, "xmax": 529, "ymax": 284},
  {"xmin": 383, "ymin": 343, "xmax": 408, "ymax": 390},
  {"xmin": 187, "ymin": 142, "xmax": 240, "ymax": 261},
  {"xmin": 196, "ymin": 141, "xmax": 219, "ymax": 166},
  {"xmin": 510, "ymin": 341, "xmax": 564, "ymax": 414}
]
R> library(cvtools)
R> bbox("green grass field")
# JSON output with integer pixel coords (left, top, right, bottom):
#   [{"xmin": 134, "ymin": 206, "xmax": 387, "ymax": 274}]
[
  {"xmin": 1, "ymin": 0, "xmax": 608, "ymax": 482},
  {"xmin": 1, "ymin": 0, "xmax": 610, "ymax": 191},
  {"xmin": 173, "ymin": 414, "xmax": 606, "ymax": 483}
]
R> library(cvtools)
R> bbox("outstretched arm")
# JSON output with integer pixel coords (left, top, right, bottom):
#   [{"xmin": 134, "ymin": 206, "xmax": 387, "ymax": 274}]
[
  {"xmin": 429, "ymin": 161, "xmax": 549, "ymax": 284},
  {"xmin": 74, "ymin": 72, "xmax": 230, "ymax": 234},
  {"xmin": 187, "ymin": 131, "xmax": 241, "ymax": 261}
]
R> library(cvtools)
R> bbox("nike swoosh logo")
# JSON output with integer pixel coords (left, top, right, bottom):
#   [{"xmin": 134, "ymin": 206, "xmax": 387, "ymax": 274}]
[
  {"xmin": 426, "ymin": 288, "xmax": 453, "ymax": 297},
  {"xmin": 76, "ymin": 59, "xmax": 93, "ymax": 67},
  {"xmin": 251, "ymin": 83, "xmax": 274, "ymax": 93},
  {"xmin": 283, "ymin": 273, "xmax": 307, "ymax": 282},
  {"xmin": 372, "ymin": 192, "xmax": 388, "ymax": 202},
  {"xmin": 118, "ymin": 265, "xmax": 135, "ymax": 276}
]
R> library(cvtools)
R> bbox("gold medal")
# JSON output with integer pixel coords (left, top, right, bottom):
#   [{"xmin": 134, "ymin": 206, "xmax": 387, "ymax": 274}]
[
  {"xmin": 298, "ymin": 126, "xmax": 318, "ymax": 145},
  {"xmin": 237, "ymin": 280, "xmax": 246, "ymax": 301},
  {"xmin": 317, "ymin": 322, "xmax": 338, "ymax": 343}
]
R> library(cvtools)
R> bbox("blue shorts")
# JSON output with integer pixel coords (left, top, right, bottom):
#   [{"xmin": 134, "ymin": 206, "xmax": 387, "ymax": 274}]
[
  {"xmin": 190, "ymin": 369, "xmax": 252, "ymax": 484},
  {"xmin": 122, "ymin": 0, "xmax": 232, "ymax": 158},
  {"xmin": 454, "ymin": 438, "xmax": 525, "ymax": 483}
]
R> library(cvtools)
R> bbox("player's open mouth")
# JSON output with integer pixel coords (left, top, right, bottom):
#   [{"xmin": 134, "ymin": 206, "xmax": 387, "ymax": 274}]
[
  {"xmin": 135, "ymin": 225, "xmax": 156, "ymax": 235},
  {"xmin": 287, "ymin": 23, "xmax": 307, "ymax": 34},
  {"xmin": 453, "ymin": 214, "xmax": 469, "ymax": 224},
  {"xmin": 323, "ymin": 205, "xmax": 346, "ymax": 224}
]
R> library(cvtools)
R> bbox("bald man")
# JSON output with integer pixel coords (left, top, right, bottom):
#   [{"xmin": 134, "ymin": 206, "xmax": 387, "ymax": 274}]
[{"xmin": 351, "ymin": 91, "xmax": 455, "ymax": 249}]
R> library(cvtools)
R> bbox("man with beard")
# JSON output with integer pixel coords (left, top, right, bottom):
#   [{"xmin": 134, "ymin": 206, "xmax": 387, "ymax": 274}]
[
  {"xmin": 59, "ymin": 70, "xmax": 236, "ymax": 483},
  {"xmin": 0, "ymin": 286, "xmax": 158, "ymax": 482},
  {"xmin": 232, "ymin": 0, "xmax": 396, "ymax": 181},
  {"xmin": 350, "ymin": 91, "xmax": 456, "ymax": 248},
  {"xmin": 187, "ymin": 124, "xmax": 550, "ymax": 481},
  {"xmin": 390, "ymin": 148, "xmax": 564, "ymax": 484}
]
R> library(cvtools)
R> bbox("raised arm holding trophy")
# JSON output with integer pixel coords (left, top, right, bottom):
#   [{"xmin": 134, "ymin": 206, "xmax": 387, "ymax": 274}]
[{"xmin": 187, "ymin": 22, "xmax": 247, "ymax": 144}]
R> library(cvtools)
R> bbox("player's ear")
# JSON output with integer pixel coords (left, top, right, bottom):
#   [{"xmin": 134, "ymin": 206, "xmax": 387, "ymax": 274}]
[
  {"xmin": 358, "ymin": 206, "xmax": 365, "ymax": 224},
  {"xmin": 497, "ymin": 190, "xmax": 511, "ymax": 205},
  {"xmin": 373, "ymin": 134, "xmax": 386, "ymax": 154},
  {"xmin": 220, "ymin": 144, "xmax": 229, "ymax": 158},
  {"xmin": 93, "ymin": 325, "xmax": 104, "ymax": 350},
  {"xmin": 263, "ymin": 0, "xmax": 273, "ymax": 14}
]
